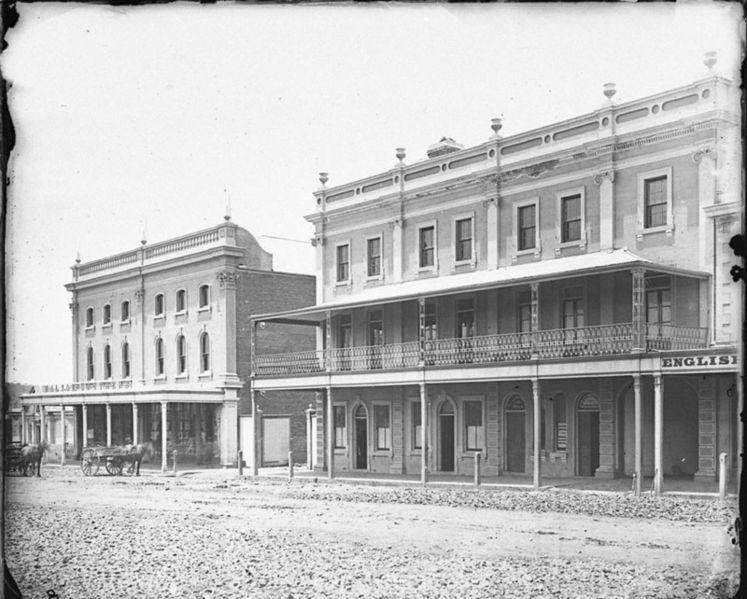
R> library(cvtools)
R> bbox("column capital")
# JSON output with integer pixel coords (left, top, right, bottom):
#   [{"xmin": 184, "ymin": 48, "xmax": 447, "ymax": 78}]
[
  {"xmin": 311, "ymin": 233, "xmax": 325, "ymax": 247},
  {"xmin": 134, "ymin": 288, "xmax": 145, "ymax": 302},
  {"xmin": 217, "ymin": 269, "xmax": 240, "ymax": 289},
  {"xmin": 691, "ymin": 146, "xmax": 715, "ymax": 164},
  {"xmin": 593, "ymin": 170, "xmax": 615, "ymax": 185}
]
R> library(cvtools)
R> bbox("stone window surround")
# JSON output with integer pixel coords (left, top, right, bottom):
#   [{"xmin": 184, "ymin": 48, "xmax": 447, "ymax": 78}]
[{"xmin": 636, "ymin": 166, "xmax": 674, "ymax": 239}]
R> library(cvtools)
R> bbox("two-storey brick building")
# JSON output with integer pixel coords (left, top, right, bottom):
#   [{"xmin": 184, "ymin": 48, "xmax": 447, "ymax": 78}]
[
  {"xmin": 21, "ymin": 217, "xmax": 316, "ymax": 469},
  {"xmin": 250, "ymin": 56, "xmax": 741, "ymax": 494}
]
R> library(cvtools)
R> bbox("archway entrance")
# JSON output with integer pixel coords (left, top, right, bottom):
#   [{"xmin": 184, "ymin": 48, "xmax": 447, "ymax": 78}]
[
  {"xmin": 505, "ymin": 396, "xmax": 526, "ymax": 473},
  {"xmin": 354, "ymin": 405, "xmax": 368, "ymax": 470},
  {"xmin": 438, "ymin": 402, "xmax": 455, "ymax": 472},
  {"xmin": 577, "ymin": 394, "xmax": 600, "ymax": 477}
]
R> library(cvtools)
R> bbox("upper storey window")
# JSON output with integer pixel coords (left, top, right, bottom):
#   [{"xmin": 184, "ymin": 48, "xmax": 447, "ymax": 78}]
[
  {"xmin": 518, "ymin": 205, "xmax": 536, "ymax": 251},
  {"xmin": 637, "ymin": 167, "xmax": 673, "ymax": 237},
  {"xmin": 336, "ymin": 243, "xmax": 350, "ymax": 283},
  {"xmin": 419, "ymin": 225, "xmax": 435, "ymax": 269},
  {"xmin": 454, "ymin": 217, "xmax": 473, "ymax": 263},
  {"xmin": 176, "ymin": 289, "xmax": 186, "ymax": 313},
  {"xmin": 154, "ymin": 293, "xmax": 165, "ymax": 317},
  {"xmin": 199, "ymin": 285, "xmax": 210, "ymax": 309},
  {"xmin": 85, "ymin": 307, "xmax": 94, "ymax": 328},
  {"xmin": 121, "ymin": 300, "xmax": 130, "ymax": 323},
  {"xmin": 644, "ymin": 177, "xmax": 667, "ymax": 228},
  {"xmin": 366, "ymin": 236, "xmax": 381, "ymax": 279},
  {"xmin": 103, "ymin": 304, "xmax": 112, "ymax": 326},
  {"xmin": 86, "ymin": 347, "xmax": 94, "ymax": 380},
  {"xmin": 561, "ymin": 195, "xmax": 581, "ymax": 243}
]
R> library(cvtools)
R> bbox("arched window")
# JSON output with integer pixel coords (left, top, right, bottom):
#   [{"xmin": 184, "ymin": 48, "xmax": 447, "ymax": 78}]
[
  {"xmin": 122, "ymin": 342, "xmax": 130, "ymax": 378},
  {"xmin": 155, "ymin": 337, "xmax": 164, "ymax": 376},
  {"xmin": 176, "ymin": 289, "xmax": 186, "ymax": 313},
  {"xmin": 176, "ymin": 335, "xmax": 187, "ymax": 374},
  {"xmin": 86, "ymin": 347, "xmax": 94, "ymax": 380},
  {"xmin": 200, "ymin": 332, "xmax": 210, "ymax": 372},
  {"xmin": 199, "ymin": 285, "xmax": 210, "ymax": 309},
  {"xmin": 103, "ymin": 304, "xmax": 111, "ymax": 325},
  {"xmin": 154, "ymin": 293, "xmax": 165, "ymax": 317},
  {"xmin": 85, "ymin": 307, "xmax": 94, "ymax": 328},
  {"xmin": 104, "ymin": 344, "xmax": 112, "ymax": 379},
  {"xmin": 121, "ymin": 300, "xmax": 130, "ymax": 322}
]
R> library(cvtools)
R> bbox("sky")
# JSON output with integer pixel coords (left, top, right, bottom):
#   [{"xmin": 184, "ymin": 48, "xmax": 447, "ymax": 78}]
[{"xmin": 3, "ymin": 2, "xmax": 743, "ymax": 384}]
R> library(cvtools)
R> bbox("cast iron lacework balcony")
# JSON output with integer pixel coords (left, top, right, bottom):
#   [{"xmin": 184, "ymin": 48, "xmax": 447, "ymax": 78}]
[{"xmin": 252, "ymin": 323, "xmax": 709, "ymax": 376}]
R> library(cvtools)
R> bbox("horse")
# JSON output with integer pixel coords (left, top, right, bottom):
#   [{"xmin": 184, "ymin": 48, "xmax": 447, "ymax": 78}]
[
  {"xmin": 20, "ymin": 441, "xmax": 49, "ymax": 477},
  {"xmin": 124, "ymin": 440, "xmax": 154, "ymax": 476}
]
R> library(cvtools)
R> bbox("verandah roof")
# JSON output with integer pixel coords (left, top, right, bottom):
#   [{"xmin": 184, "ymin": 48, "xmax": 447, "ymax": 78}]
[{"xmin": 254, "ymin": 249, "xmax": 709, "ymax": 325}]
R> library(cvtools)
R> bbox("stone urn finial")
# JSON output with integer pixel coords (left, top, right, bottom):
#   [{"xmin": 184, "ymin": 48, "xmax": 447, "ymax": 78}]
[
  {"xmin": 319, "ymin": 172, "xmax": 328, "ymax": 187},
  {"xmin": 395, "ymin": 147, "xmax": 406, "ymax": 163},
  {"xmin": 75, "ymin": 251, "xmax": 81, "ymax": 264},
  {"xmin": 490, "ymin": 117, "xmax": 503, "ymax": 136},
  {"xmin": 603, "ymin": 82, "xmax": 616, "ymax": 100},
  {"xmin": 704, "ymin": 51, "xmax": 717, "ymax": 71}
]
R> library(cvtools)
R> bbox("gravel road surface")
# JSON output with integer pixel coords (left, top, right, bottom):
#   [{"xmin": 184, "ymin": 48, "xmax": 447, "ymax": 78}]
[{"xmin": 4, "ymin": 468, "xmax": 739, "ymax": 598}]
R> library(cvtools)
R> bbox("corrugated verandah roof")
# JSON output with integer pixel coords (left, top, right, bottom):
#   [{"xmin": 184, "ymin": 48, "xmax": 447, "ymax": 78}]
[{"xmin": 252, "ymin": 249, "xmax": 709, "ymax": 324}]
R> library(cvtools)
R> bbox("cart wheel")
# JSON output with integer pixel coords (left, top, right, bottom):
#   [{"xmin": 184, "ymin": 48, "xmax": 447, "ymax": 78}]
[
  {"xmin": 81, "ymin": 451, "xmax": 99, "ymax": 476},
  {"xmin": 106, "ymin": 460, "xmax": 123, "ymax": 476}
]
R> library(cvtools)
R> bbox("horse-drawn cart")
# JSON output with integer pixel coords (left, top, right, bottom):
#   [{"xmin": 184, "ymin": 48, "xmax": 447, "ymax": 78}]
[
  {"xmin": 5, "ymin": 442, "xmax": 33, "ymax": 476},
  {"xmin": 80, "ymin": 442, "xmax": 153, "ymax": 476}
]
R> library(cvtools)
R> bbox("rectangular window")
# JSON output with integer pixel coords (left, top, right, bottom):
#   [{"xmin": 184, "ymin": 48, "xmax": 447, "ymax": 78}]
[
  {"xmin": 121, "ymin": 301, "xmax": 130, "ymax": 322},
  {"xmin": 419, "ymin": 226, "xmax": 435, "ymax": 268},
  {"xmin": 104, "ymin": 346, "xmax": 112, "ymax": 379},
  {"xmin": 122, "ymin": 343, "xmax": 130, "ymax": 378},
  {"xmin": 374, "ymin": 405, "xmax": 391, "ymax": 451},
  {"xmin": 176, "ymin": 289, "xmax": 186, "ymax": 312},
  {"xmin": 456, "ymin": 298, "xmax": 475, "ymax": 338},
  {"xmin": 333, "ymin": 406, "xmax": 346, "ymax": 449},
  {"xmin": 366, "ymin": 237, "xmax": 381, "ymax": 278},
  {"xmin": 561, "ymin": 194, "xmax": 582, "ymax": 243},
  {"xmin": 155, "ymin": 294, "xmax": 164, "ymax": 316},
  {"xmin": 518, "ymin": 205, "xmax": 536, "ymax": 251},
  {"xmin": 336, "ymin": 244, "xmax": 350, "ymax": 283},
  {"xmin": 455, "ymin": 218, "xmax": 473, "ymax": 262},
  {"xmin": 644, "ymin": 176, "xmax": 668, "ymax": 228},
  {"xmin": 103, "ymin": 305, "xmax": 111, "ymax": 325},
  {"xmin": 199, "ymin": 285, "xmax": 210, "ymax": 308},
  {"xmin": 412, "ymin": 401, "xmax": 422, "ymax": 450},
  {"xmin": 464, "ymin": 400, "xmax": 484, "ymax": 451},
  {"xmin": 86, "ymin": 308, "xmax": 94, "ymax": 328},
  {"xmin": 424, "ymin": 302, "xmax": 437, "ymax": 340}
]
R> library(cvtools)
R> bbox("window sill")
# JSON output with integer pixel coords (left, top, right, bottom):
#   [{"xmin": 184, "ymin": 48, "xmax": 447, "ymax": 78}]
[
  {"xmin": 453, "ymin": 259, "xmax": 476, "ymax": 270},
  {"xmin": 174, "ymin": 310, "xmax": 187, "ymax": 318},
  {"xmin": 153, "ymin": 315, "xmax": 165, "ymax": 324},
  {"xmin": 512, "ymin": 247, "xmax": 541, "ymax": 262},
  {"xmin": 365, "ymin": 274, "xmax": 383, "ymax": 283},
  {"xmin": 84, "ymin": 325, "xmax": 95, "ymax": 333},
  {"xmin": 335, "ymin": 280, "xmax": 351, "ymax": 288},
  {"xmin": 371, "ymin": 450, "xmax": 392, "ymax": 456},
  {"xmin": 153, "ymin": 376, "xmax": 166, "ymax": 384},
  {"xmin": 417, "ymin": 266, "xmax": 438, "ymax": 276},
  {"xmin": 198, "ymin": 306, "xmax": 211, "ymax": 312},
  {"xmin": 102, "ymin": 323, "xmax": 112, "ymax": 330},
  {"xmin": 636, "ymin": 226, "xmax": 674, "ymax": 239},
  {"xmin": 175, "ymin": 374, "xmax": 188, "ymax": 381},
  {"xmin": 198, "ymin": 372, "xmax": 212, "ymax": 379},
  {"xmin": 120, "ymin": 320, "xmax": 131, "ymax": 326}
]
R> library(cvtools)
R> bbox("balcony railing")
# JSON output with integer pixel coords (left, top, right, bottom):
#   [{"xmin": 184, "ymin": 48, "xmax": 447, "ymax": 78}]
[{"xmin": 253, "ymin": 323, "xmax": 710, "ymax": 376}]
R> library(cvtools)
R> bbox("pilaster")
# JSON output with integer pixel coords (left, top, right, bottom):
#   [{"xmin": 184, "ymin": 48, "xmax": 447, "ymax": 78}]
[
  {"xmin": 484, "ymin": 382, "xmax": 500, "ymax": 476},
  {"xmin": 594, "ymin": 170, "xmax": 615, "ymax": 251},
  {"xmin": 314, "ymin": 390, "xmax": 326, "ymax": 473}
]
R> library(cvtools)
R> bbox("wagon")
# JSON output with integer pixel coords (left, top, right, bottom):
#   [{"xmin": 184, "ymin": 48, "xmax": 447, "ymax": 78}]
[
  {"xmin": 5, "ymin": 442, "xmax": 33, "ymax": 476},
  {"xmin": 80, "ymin": 445, "xmax": 139, "ymax": 476}
]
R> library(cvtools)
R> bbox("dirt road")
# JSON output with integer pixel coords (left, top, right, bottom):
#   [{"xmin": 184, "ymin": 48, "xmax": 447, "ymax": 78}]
[{"xmin": 4, "ymin": 469, "xmax": 739, "ymax": 598}]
